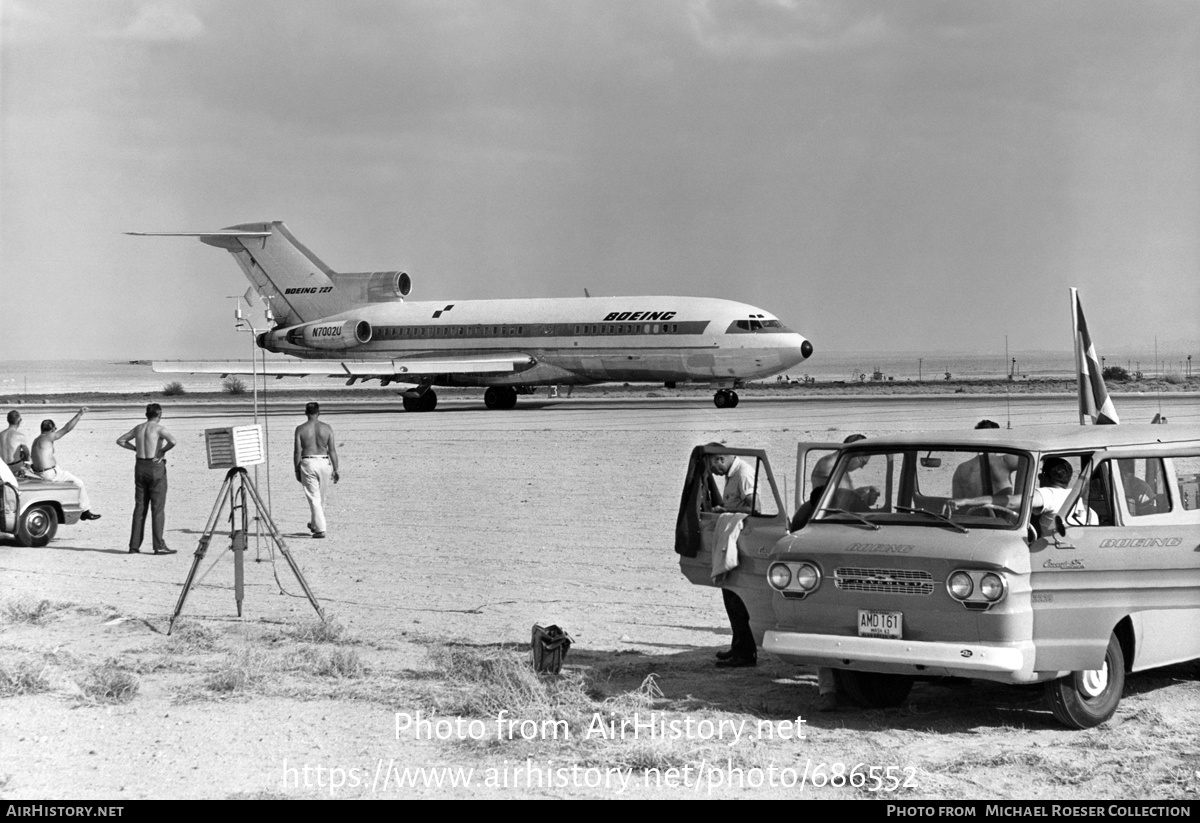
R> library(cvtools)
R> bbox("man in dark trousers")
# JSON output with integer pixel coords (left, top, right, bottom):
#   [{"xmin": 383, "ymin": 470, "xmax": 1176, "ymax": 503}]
[
  {"xmin": 706, "ymin": 451, "xmax": 759, "ymax": 669},
  {"xmin": 117, "ymin": 403, "xmax": 177, "ymax": 554}
]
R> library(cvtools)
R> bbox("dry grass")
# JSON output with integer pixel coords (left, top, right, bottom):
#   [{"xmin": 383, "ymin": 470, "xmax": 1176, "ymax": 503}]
[
  {"xmin": 205, "ymin": 648, "xmax": 267, "ymax": 694},
  {"xmin": 425, "ymin": 644, "xmax": 595, "ymax": 726},
  {"xmin": 2, "ymin": 597, "xmax": 69, "ymax": 625},
  {"xmin": 298, "ymin": 647, "xmax": 365, "ymax": 679},
  {"xmin": 420, "ymin": 646, "xmax": 786, "ymax": 776},
  {"xmin": 291, "ymin": 616, "xmax": 350, "ymax": 644},
  {"xmin": 0, "ymin": 659, "xmax": 52, "ymax": 697},
  {"xmin": 79, "ymin": 662, "xmax": 139, "ymax": 704},
  {"xmin": 166, "ymin": 621, "xmax": 221, "ymax": 653}
]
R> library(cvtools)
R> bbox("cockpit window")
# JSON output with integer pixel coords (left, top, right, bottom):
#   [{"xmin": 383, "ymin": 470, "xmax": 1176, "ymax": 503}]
[{"xmin": 728, "ymin": 318, "xmax": 785, "ymax": 333}]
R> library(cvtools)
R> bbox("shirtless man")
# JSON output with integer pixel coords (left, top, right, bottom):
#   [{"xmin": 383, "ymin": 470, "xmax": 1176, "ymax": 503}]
[
  {"xmin": 951, "ymin": 420, "xmax": 1023, "ymax": 498},
  {"xmin": 1, "ymin": 410, "xmax": 30, "ymax": 477},
  {"xmin": 31, "ymin": 408, "xmax": 100, "ymax": 521},
  {"xmin": 811, "ymin": 433, "xmax": 879, "ymax": 511},
  {"xmin": 294, "ymin": 402, "xmax": 339, "ymax": 539},
  {"xmin": 116, "ymin": 403, "xmax": 177, "ymax": 554}
]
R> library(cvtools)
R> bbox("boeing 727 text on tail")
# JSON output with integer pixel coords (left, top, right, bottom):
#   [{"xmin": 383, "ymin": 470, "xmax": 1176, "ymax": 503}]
[{"xmin": 131, "ymin": 222, "xmax": 813, "ymax": 411}]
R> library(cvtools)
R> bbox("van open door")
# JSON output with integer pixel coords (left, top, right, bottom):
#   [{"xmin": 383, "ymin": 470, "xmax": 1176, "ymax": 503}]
[{"xmin": 675, "ymin": 444, "xmax": 788, "ymax": 644}]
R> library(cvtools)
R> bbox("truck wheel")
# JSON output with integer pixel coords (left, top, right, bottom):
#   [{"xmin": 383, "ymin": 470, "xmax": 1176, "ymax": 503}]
[
  {"xmin": 1045, "ymin": 633, "xmax": 1125, "ymax": 729},
  {"xmin": 17, "ymin": 504, "xmax": 58, "ymax": 548},
  {"xmin": 834, "ymin": 669, "xmax": 913, "ymax": 708}
]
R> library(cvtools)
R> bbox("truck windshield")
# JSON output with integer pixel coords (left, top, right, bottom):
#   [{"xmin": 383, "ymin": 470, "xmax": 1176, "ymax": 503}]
[{"xmin": 811, "ymin": 448, "xmax": 1031, "ymax": 530}]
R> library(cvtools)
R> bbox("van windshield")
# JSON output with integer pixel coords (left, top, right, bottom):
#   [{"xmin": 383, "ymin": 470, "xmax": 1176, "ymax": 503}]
[{"xmin": 811, "ymin": 448, "xmax": 1032, "ymax": 530}]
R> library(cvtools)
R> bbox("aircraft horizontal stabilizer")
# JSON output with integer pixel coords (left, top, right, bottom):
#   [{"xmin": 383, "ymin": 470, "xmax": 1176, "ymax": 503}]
[
  {"xmin": 152, "ymin": 353, "xmax": 534, "ymax": 380},
  {"xmin": 126, "ymin": 231, "xmax": 272, "ymax": 238}
]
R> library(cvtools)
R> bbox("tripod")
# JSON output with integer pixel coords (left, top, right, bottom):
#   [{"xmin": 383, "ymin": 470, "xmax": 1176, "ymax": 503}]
[{"xmin": 169, "ymin": 467, "xmax": 324, "ymax": 634}]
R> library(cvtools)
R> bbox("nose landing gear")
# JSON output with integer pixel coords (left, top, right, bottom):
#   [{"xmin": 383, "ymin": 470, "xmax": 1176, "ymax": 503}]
[{"xmin": 484, "ymin": 386, "xmax": 519, "ymax": 410}]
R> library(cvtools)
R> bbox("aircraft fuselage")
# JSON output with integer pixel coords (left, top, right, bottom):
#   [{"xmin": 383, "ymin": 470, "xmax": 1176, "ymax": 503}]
[{"xmin": 256, "ymin": 295, "xmax": 812, "ymax": 388}]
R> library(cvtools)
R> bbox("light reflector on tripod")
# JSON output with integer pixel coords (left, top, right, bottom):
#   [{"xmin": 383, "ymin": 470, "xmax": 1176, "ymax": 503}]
[{"xmin": 204, "ymin": 425, "xmax": 265, "ymax": 469}]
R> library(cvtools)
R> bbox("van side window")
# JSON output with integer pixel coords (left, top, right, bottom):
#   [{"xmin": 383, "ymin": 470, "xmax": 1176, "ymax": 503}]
[
  {"xmin": 701, "ymin": 455, "xmax": 778, "ymax": 517},
  {"xmin": 1080, "ymin": 461, "xmax": 1116, "ymax": 527},
  {"xmin": 1118, "ymin": 458, "xmax": 1172, "ymax": 516},
  {"xmin": 1175, "ymin": 456, "xmax": 1200, "ymax": 511}
]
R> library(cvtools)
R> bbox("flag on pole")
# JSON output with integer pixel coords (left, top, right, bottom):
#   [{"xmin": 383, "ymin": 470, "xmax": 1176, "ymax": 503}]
[{"xmin": 1071, "ymin": 288, "xmax": 1119, "ymax": 425}]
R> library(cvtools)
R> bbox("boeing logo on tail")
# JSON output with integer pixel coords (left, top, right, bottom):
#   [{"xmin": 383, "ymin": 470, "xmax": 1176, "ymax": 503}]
[{"xmin": 129, "ymin": 221, "xmax": 813, "ymax": 411}]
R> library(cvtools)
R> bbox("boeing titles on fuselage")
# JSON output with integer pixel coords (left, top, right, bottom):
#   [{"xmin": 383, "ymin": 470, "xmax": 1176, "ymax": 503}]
[{"xmin": 130, "ymin": 221, "xmax": 813, "ymax": 411}]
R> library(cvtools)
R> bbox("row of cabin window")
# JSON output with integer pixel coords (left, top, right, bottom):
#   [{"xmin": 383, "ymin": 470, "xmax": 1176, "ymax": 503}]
[{"xmin": 373, "ymin": 323, "xmax": 683, "ymax": 340}]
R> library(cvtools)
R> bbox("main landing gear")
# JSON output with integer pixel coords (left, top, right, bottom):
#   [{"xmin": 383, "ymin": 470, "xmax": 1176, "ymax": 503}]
[
  {"xmin": 713, "ymin": 389, "xmax": 740, "ymax": 408},
  {"xmin": 401, "ymin": 388, "xmax": 438, "ymax": 412},
  {"xmin": 484, "ymin": 386, "xmax": 519, "ymax": 410}
]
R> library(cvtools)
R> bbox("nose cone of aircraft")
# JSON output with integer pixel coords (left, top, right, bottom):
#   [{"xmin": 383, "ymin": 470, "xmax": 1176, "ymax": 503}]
[{"xmin": 777, "ymin": 333, "xmax": 813, "ymax": 370}]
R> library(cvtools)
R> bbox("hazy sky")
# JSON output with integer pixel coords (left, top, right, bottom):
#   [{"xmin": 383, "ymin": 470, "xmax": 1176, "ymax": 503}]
[{"xmin": 3, "ymin": 0, "xmax": 1197, "ymax": 360}]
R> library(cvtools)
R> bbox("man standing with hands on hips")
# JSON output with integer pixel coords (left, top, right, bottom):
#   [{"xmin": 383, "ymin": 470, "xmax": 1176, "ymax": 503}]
[
  {"xmin": 294, "ymin": 402, "xmax": 339, "ymax": 539},
  {"xmin": 117, "ymin": 403, "xmax": 177, "ymax": 554}
]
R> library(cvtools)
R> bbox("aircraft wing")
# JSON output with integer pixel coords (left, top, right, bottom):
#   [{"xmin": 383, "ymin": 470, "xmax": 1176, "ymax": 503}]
[{"xmin": 153, "ymin": 354, "xmax": 535, "ymax": 383}]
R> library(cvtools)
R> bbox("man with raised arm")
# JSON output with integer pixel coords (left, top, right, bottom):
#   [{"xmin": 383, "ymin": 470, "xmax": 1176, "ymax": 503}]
[{"xmin": 31, "ymin": 408, "xmax": 100, "ymax": 521}]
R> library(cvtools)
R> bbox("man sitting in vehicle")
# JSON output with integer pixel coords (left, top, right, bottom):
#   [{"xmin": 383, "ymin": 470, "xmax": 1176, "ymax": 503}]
[
  {"xmin": 954, "ymin": 456, "xmax": 1094, "ymax": 535},
  {"xmin": 811, "ymin": 434, "xmax": 879, "ymax": 512},
  {"xmin": 951, "ymin": 420, "xmax": 1023, "ymax": 498}
]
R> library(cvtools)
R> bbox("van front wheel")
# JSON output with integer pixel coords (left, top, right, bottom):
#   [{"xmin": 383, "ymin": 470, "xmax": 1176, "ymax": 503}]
[
  {"xmin": 1045, "ymin": 633, "xmax": 1125, "ymax": 729},
  {"xmin": 834, "ymin": 669, "xmax": 913, "ymax": 708}
]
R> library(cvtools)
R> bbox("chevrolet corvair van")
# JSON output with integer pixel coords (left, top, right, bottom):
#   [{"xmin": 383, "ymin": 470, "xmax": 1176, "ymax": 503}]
[{"xmin": 677, "ymin": 425, "xmax": 1200, "ymax": 729}]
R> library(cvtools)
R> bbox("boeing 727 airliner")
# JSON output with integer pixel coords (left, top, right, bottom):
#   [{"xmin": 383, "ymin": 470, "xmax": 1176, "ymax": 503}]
[{"xmin": 132, "ymin": 222, "xmax": 813, "ymax": 411}]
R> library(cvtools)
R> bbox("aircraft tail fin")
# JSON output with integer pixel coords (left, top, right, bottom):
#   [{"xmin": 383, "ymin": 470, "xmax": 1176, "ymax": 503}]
[{"xmin": 128, "ymin": 222, "xmax": 355, "ymax": 326}]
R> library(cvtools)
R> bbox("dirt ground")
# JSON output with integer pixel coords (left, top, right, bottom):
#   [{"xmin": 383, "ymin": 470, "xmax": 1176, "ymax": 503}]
[{"xmin": 2, "ymin": 393, "xmax": 1199, "ymax": 800}]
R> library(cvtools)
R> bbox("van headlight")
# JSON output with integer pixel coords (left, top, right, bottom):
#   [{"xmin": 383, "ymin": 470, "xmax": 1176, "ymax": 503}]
[
  {"xmin": 795, "ymin": 563, "xmax": 820, "ymax": 592},
  {"xmin": 767, "ymin": 561, "xmax": 821, "ymax": 599},
  {"xmin": 979, "ymin": 573, "xmax": 1005, "ymax": 602},
  {"xmin": 768, "ymin": 563, "xmax": 791, "ymax": 590},
  {"xmin": 948, "ymin": 571, "xmax": 974, "ymax": 599},
  {"xmin": 946, "ymin": 569, "xmax": 1008, "ymax": 610}
]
